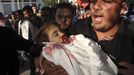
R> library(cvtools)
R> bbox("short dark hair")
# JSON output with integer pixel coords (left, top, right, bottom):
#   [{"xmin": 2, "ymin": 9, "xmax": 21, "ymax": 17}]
[
  {"xmin": 55, "ymin": 2, "xmax": 75, "ymax": 16},
  {"xmin": 32, "ymin": 4, "xmax": 37, "ymax": 7},
  {"xmin": 22, "ymin": 5, "xmax": 33, "ymax": 12}
]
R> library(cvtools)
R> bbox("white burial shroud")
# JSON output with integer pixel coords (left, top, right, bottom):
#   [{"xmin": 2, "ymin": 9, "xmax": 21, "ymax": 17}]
[{"xmin": 42, "ymin": 34, "xmax": 118, "ymax": 75}]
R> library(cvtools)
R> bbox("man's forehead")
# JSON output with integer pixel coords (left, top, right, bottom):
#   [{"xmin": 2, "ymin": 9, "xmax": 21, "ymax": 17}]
[{"xmin": 90, "ymin": 0, "xmax": 123, "ymax": 3}]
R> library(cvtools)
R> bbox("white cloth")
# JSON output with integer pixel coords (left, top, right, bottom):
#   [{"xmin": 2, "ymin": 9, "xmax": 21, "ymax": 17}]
[
  {"xmin": 18, "ymin": 20, "xmax": 31, "ymax": 40},
  {"xmin": 42, "ymin": 34, "xmax": 118, "ymax": 75}
]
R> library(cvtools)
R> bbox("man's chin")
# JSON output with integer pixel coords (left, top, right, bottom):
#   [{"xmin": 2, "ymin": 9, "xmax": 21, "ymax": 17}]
[{"xmin": 94, "ymin": 27, "xmax": 108, "ymax": 32}]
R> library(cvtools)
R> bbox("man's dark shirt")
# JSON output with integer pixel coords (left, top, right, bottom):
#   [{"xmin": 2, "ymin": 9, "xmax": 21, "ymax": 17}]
[
  {"xmin": 0, "ymin": 27, "xmax": 33, "ymax": 75},
  {"xmin": 70, "ymin": 17, "xmax": 134, "ymax": 69}
]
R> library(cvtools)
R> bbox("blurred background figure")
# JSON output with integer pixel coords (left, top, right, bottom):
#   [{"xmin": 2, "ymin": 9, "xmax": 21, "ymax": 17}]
[
  {"xmin": 0, "ymin": 12, "xmax": 12, "ymax": 28},
  {"xmin": 40, "ymin": 7, "xmax": 55, "ymax": 23},
  {"xmin": 32, "ymin": 4, "xmax": 40, "ymax": 16}
]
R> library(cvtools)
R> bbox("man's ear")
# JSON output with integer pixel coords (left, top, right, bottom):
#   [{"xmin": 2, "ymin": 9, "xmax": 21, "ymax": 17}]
[{"xmin": 120, "ymin": 2, "xmax": 128, "ymax": 16}]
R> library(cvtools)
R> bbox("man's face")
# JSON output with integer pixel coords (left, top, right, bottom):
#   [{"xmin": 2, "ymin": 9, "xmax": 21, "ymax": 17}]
[
  {"xmin": 90, "ymin": 0, "xmax": 125, "ymax": 32},
  {"xmin": 32, "ymin": 6, "xmax": 37, "ymax": 14},
  {"xmin": 47, "ymin": 26, "xmax": 65, "ymax": 44},
  {"xmin": 55, "ymin": 8, "xmax": 73, "ymax": 29}
]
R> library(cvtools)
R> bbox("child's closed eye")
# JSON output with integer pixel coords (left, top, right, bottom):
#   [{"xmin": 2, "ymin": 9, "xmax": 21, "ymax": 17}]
[{"xmin": 53, "ymin": 31, "xmax": 59, "ymax": 37}]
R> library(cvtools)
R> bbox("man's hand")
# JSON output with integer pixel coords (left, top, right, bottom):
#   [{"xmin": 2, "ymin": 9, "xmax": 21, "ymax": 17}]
[
  {"xmin": 118, "ymin": 62, "xmax": 134, "ymax": 75},
  {"xmin": 34, "ymin": 56, "xmax": 68, "ymax": 75},
  {"xmin": 78, "ymin": 10, "xmax": 91, "ymax": 20}
]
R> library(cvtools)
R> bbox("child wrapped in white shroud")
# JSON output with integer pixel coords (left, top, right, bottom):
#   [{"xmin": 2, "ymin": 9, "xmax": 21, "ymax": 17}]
[{"xmin": 42, "ymin": 34, "xmax": 118, "ymax": 75}]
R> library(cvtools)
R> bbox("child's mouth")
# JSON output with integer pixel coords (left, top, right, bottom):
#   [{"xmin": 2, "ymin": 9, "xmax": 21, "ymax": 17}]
[{"xmin": 61, "ymin": 35, "xmax": 70, "ymax": 44}]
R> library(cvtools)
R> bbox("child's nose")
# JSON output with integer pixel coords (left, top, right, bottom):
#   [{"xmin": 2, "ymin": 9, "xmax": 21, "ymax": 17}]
[{"xmin": 59, "ymin": 32, "xmax": 64, "ymax": 36}]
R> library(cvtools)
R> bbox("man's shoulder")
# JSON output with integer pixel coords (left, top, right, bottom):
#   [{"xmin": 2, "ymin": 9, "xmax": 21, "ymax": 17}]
[
  {"xmin": 70, "ymin": 17, "xmax": 93, "ymax": 36},
  {"xmin": 126, "ymin": 21, "xmax": 134, "ymax": 34},
  {"xmin": 74, "ymin": 17, "xmax": 92, "ymax": 26},
  {"xmin": 71, "ymin": 17, "xmax": 92, "ymax": 30},
  {"xmin": 31, "ymin": 15, "xmax": 41, "ymax": 20},
  {"xmin": 127, "ymin": 21, "xmax": 134, "ymax": 28}
]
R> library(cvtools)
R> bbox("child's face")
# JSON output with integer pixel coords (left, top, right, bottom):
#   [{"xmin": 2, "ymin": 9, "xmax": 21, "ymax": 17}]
[{"xmin": 47, "ymin": 26, "xmax": 66, "ymax": 44}]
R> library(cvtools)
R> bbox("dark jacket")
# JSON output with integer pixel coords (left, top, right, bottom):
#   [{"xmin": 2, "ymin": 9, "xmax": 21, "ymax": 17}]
[{"xmin": 0, "ymin": 27, "xmax": 33, "ymax": 75}]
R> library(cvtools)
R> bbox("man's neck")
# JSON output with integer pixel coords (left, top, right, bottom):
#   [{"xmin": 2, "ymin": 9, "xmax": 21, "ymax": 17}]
[{"xmin": 94, "ymin": 24, "xmax": 120, "ymax": 41}]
